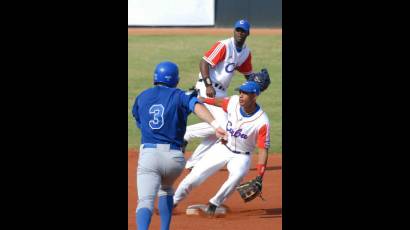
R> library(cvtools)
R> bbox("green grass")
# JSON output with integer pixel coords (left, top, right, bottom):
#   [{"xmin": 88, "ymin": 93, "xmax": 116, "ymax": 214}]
[{"xmin": 128, "ymin": 34, "xmax": 282, "ymax": 153}]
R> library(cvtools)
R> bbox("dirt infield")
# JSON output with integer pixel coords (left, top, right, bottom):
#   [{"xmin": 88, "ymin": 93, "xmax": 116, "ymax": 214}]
[
  {"xmin": 128, "ymin": 149, "xmax": 282, "ymax": 230},
  {"xmin": 128, "ymin": 27, "xmax": 282, "ymax": 36}
]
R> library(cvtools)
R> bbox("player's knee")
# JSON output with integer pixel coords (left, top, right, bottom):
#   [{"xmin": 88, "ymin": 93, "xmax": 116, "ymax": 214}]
[
  {"xmin": 137, "ymin": 195, "xmax": 156, "ymax": 212},
  {"xmin": 230, "ymin": 172, "xmax": 246, "ymax": 185},
  {"xmin": 190, "ymin": 175, "xmax": 207, "ymax": 187},
  {"xmin": 179, "ymin": 178, "xmax": 197, "ymax": 194},
  {"xmin": 158, "ymin": 187, "xmax": 173, "ymax": 197}
]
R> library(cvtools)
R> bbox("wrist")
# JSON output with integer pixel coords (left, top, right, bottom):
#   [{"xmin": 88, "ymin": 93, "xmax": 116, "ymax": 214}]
[
  {"xmin": 203, "ymin": 77, "xmax": 212, "ymax": 87},
  {"xmin": 256, "ymin": 164, "xmax": 266, "ymax": 178}
]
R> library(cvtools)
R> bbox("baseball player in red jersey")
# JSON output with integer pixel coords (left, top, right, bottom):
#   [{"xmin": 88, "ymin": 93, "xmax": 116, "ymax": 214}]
[
  {"xmin": 174, "ymin": 81, "xmax": 270, "ymax": 215},
  {"xmin": 184, "ymin": 19, "xmax": 254, "ymax": 169}
]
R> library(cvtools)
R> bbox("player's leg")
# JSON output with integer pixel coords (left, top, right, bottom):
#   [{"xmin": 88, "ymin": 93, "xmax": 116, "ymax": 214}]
[
  {"xmin": 185, "ymin": 134, "xmax": 217, "ymax": 169},
  {"xmin": 184, "ymin": 122, "xmax": 215, "ymax": 141},
  {"xmin": 157, "ymin": 149, "xmax": 185, "ymax": 230},
  {"xmin": 209, "ymin": 153, "xmax": 251, "ymax": 206},
  {"xmin": 173, "ymin": 144, "xmax": 228, "ymax": 205},
  {"xmin": 136, "ymin": 149, "xmax": 161, "ymax": 230},
  {"xmin": 185, "ymin": 105, "xmax": 228, "ymax": 169}
]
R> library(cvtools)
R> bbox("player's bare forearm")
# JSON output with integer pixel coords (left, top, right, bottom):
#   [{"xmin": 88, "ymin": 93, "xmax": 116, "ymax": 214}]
[
  {"xmin": 193, "ymin": 103, "xmax": 213, "ymax": 123},
  {"xmin": 193, "ymin": 103, "xmax": 226, "ymax": 138},
  {"xmin": 255, "ymin": 148, "xmax": 268, "ymax": 179},
  {"xmin": 200, "ymin": 59, "xmax": 211, "ymax": 80},
  {"xmin": 200, "ymin": 59, "xmax": 216, "ymax": 97},
  {"xmin": 257, "ymin": 148, "xmax": 268, "ymax": 167}
]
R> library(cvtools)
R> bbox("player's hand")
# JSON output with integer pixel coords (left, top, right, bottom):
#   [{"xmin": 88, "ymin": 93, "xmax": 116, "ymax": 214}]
[
  {"xmin": 215, "ymin": 127, "xmax": 227, "ymax": 139},
  {"xmin": 205, "ymin": 85, "xmax": 216, "ymax": 98},
  {"xmin": 198, "ymin": 96, "xmax": 205, "ymax": 103},
  {"xmin": 220, "ymin": 138, "xmax": 228, "ymax": 145}
]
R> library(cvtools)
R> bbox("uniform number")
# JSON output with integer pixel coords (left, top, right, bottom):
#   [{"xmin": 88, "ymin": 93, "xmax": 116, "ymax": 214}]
[{"xmin": 149, "ymin": 104, "xmax": 164, "ymax": 129}]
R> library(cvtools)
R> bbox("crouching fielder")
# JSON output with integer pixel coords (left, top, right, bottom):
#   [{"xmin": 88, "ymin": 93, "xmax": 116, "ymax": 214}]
[{"xmin": 173, "ymin": 81, "xmax": 270, "ymax": 215}]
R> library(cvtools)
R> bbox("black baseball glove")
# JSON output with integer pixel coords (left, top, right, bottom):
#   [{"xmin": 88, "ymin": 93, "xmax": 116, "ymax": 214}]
[
  {"xmin": 247, "ymin": 68, "xmax": 271, "ymax": 92},
  {"xmin": 236, "ymin": 176, "xmax": 264, "ymax": 203},
  {"xmin": 185, "ymin": 85, "xmax": 199, "ymax": 98}
]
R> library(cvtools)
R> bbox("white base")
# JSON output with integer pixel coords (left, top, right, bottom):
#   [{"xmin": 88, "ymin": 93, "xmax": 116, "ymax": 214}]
[{"xmin": 185, "ymin": 204, "xmax": 227, "ymax": 216}]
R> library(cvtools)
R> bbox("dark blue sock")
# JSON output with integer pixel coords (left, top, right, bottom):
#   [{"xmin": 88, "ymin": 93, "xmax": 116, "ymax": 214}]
[
  {"xmin": 158, "ymin": 195, "xmax": 174, "ymax": 230},
  {"xmin": 136, "ymin": 208, "xmax": 152, "ymax": 230}
]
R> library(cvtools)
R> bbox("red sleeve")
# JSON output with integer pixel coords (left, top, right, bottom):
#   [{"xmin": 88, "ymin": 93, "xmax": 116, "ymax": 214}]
[
  {"xmin": 203, "ymin": 42, "xmax": 226, "ymax": 67},
  {"xmin": 257, "ymin": 124, "xmax": 270, "ymax": 149},
  {"xmin": 203, "ymin": 97, "xmax": 230, "ymax": 112},
  {"xmin": 237, "ymin": 53, "xmax": 253, "ymax": 75},
  {"xmin": 221, "ymin": 97, "xmax": 230, "ymax": 112}
]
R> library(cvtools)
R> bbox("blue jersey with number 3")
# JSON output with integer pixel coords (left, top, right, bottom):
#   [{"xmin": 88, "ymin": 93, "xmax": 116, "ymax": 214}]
[{"xmin": 132, "ymin": 85, "xmax": 199, "ymax": 147}]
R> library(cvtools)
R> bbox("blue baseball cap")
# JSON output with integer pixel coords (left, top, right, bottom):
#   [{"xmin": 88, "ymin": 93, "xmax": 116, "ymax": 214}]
[
  {"xmin": 235, "ymin": 81, "xmax": 260, "ymax": 95},
  {"xmin": 234, "ymin": 19, "xmax": 250, "ymax": 33}
]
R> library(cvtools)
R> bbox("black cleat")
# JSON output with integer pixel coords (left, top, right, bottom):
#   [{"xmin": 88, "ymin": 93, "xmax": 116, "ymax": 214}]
[{"xmin": 200, "ymin": 202, "xmax": 217, "ymax": 217}]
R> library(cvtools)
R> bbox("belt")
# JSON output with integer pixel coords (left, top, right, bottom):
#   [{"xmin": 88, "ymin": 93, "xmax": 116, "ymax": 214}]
[
  {"xmin": 223, "ymin": 144, "xmax": 250, "ymax": 155},
  {"xmin": 142, "ymin": 143, "xmax": 182, "ymax": 151},
  {"xmin": 198, "ymin": 79, "xmax": 226, "ymax": 91}
]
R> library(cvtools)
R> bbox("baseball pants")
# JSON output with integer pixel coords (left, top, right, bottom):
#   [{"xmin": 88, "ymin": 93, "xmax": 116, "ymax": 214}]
[
  {"xmin": 174, "ymin": 142, "xmax": 251, "ymax": 207},
  {"xmin": 136, "ymin": 145, "xmax": 185, "ymax": 212}
]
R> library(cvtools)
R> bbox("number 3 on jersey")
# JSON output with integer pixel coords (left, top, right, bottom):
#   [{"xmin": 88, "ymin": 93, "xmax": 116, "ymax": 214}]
[{"xmin": 149, "ymin": 104, "xmax": 164, "ymax": 129}]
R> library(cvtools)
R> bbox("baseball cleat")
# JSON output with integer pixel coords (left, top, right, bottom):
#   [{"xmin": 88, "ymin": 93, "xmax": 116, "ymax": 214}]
[{"xmin": 199, "ymin": 203, "xmax": 217, "ymax": 217}]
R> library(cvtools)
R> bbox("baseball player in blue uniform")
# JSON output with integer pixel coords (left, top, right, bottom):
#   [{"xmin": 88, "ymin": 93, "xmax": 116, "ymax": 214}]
[{"xmin": 132, "ymin": 61, "xmax": 226, "ymax": 230}]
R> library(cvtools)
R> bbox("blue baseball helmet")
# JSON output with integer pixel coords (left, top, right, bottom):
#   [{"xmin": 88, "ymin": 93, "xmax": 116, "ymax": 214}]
[{"xmin": 153, "ymin": 61, "xmax": 179, "ymax": 88}]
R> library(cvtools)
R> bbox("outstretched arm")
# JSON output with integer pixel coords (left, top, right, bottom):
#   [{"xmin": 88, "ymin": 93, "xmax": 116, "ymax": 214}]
[
  {"xmin": 197, "ymin": 96, "xmax": 227, "ymax": 108},
  {"xmin": 193, "ymin": 103, "xmax": 226, "ymax": 138}
]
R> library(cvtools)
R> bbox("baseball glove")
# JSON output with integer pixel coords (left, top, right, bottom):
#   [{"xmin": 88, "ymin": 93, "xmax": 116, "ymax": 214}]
[
  {"xmin": 185, "ymin": 85, "xmax": 199, "ymax": 98},
  {"xmin": 247, "ymin": 68, "xmax": 271, "ymax": 92},
  {"xmin": 236, "ymin": 176, "xmax": 264, "ymax": 203}
]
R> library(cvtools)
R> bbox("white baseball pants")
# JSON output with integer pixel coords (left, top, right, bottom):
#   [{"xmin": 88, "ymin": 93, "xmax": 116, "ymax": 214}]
[{"xmin": 174, "ymin": 142, "xmax": 251, "ymax": 207}]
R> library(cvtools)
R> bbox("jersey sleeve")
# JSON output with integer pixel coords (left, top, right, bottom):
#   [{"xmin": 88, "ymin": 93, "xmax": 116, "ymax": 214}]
[
  {"xmin": 179, "ymin": 90, "xmax": 200, "ymax": 113},
  {"xmin": 132, "ymin": 96, "xmax": 141, "ymax": 128},
  {"xmin": 257, "ymin": 123, "xmax": 270, "ymax": 149},
  {"xmin": 237, "ymin": 52, "xmax": 253, "ymax": 75},
  {"xmin": 203, "ymin": 42, "xmax": 226, "ymax": 67},
  {"xmin": 221, "ymin": 97, "xmax": 230, "ymax": 112}
]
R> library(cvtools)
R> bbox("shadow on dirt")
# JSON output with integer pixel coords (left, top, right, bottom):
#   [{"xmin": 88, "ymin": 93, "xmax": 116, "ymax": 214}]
[
  {"xmin": 221, "ymin": 166, "xmax": 282, "ymax": 172},
  {"xmin": 238, "ymin": 208, "xmax": 282, "ymax": 218},
  {"xmin": 261, "ymin": 208, "xmax": 282, "ymax": 218}
]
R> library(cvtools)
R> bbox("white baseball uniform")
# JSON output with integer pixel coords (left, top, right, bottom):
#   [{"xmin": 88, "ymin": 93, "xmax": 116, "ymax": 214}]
[
  {"xmin": 174, "ymin": 95, "xmax": 270, "ymax": 207},
  {"xmin": 184, "ymin": 37, "xmax": 253, "ymax": 169}
]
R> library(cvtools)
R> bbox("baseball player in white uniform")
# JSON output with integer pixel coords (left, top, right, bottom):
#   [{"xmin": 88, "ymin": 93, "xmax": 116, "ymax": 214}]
[
  {"xmin": 174, "ymin": 81, "xmax": 270, "ymax": 215},
  {"xmin": 184, "ymin": 19, "xmax": 254, "ymax": 169}
]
